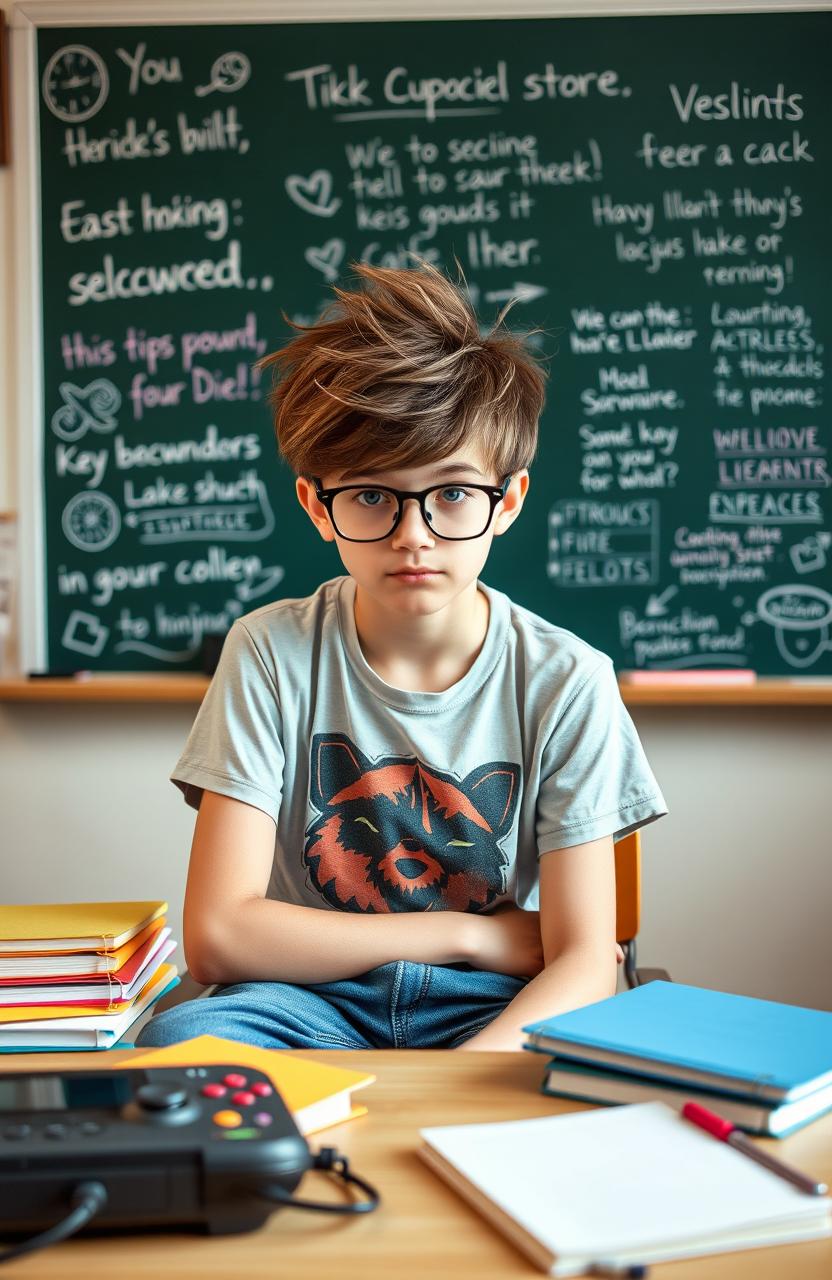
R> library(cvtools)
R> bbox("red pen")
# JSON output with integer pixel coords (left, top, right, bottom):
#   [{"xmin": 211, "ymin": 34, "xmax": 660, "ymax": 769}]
[{"xmin": 682, "ymin": 1101, "xmax": 828, "ymax": 1196}]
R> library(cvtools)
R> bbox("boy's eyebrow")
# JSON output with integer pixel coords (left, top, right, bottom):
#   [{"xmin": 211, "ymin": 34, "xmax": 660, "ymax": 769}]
[{"xmin": 337, "ymin": 462, "xmax": 487, "ymax": 483}]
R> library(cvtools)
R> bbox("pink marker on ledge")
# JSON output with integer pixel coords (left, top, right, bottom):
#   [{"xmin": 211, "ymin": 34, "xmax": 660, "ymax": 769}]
[{"xmin": 682, "ymin": 1101, "xmax": 828, "ymax": 1196}]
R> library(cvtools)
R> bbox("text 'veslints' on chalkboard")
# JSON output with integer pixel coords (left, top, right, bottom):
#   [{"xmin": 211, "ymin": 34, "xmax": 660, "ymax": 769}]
[{"xmin": 34, "ymin": 13, "xmax": 831, "ymax": 674}]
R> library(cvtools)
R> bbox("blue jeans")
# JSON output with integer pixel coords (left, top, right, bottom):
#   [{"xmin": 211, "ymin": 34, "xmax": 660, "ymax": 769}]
[{"xmin": 135, "ymin": 962, "xmax": 526, "ymax": 1051}]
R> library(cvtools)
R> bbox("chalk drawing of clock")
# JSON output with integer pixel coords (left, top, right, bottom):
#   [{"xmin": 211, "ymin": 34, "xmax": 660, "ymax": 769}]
[
  {"xmin": 42, "ymin": 45, "xmax": 109, "ymax": 123},
  {"xmin": 62, "ymin": 492, "xmax": 121, "ymax": 552}
]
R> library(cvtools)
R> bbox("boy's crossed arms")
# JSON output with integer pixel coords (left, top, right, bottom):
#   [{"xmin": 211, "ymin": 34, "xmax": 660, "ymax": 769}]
[{"xmin": 183, "ymin": 792, "xmax": 618, "ymax": 1052}]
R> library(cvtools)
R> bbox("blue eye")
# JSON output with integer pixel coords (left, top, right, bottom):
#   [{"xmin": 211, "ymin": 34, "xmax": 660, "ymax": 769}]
[
  {"xmin": 439, "ymin": 487, "xmax": 473, "ymax": 503},
  {"xmin": 355, "ymin": 490, "xmax": 391, "ymax": 507}
]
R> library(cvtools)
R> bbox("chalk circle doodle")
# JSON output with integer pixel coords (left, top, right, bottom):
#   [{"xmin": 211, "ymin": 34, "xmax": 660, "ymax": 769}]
[
  {"xmin": 62, "ymin": 492, "xmax": 121, "ymax": 553},
  {"xmin": 42, "ymin": 45, "xmax": 109, "ymax": 123},
  {"xmin": 51, "ymin": 379, "xmax": 121, "ymax": 443},
  {"xmin": 195, "ymin": 51, "xmax": 251, "ymax": 97},
  {"xmin": 285, "ymin": 171, "xmax": 341, "ymax": 218},
  {"xmin": 756, "ymin": 584, "xmax": 832, "ymax": 669},
  {"xmin": 305, "ymin": 239, "xmax": 346, "ymax": 282}
]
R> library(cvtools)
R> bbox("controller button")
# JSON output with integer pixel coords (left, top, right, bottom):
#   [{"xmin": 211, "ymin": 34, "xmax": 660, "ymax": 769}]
[
  {"xmin": 81, "ymin": 1121, "xmax": 102, "ymax": 1135},
  {"xmin": 213, "ymin": 1110, "xmax": 243, "ymax": 1128},
  {"xmin": 223, "ymin": 1128, "xmax": 260, "ymax": 1139},
  {"xmin": 253, "ymin": 1112, "xmax": 274, "ymax": 1127},
  {"xmin": 44, "ymin": 1123, "xmax": 68, "ymax": 1138},
  {"xmin": 201, "ymin": 1083, "xmax": 227, "ymax": 1099},
  {"xmin": 3, "ymin": 1123, "xmax": 32, "ymax": 1139},
  {"xmin": 136, "ymin": 1083, "xmax": 188, "ymax": 1110},
  {"xmin": 251, "ymin": 1082, "xmax": 273, "ymax": 1097},
  {"xmin": 231, "ymin": 1090, "xmax": 256, "ymax": 1106},
  {"xmin": 223, "ymin": 1073, "xmax": 247, "ymax": 1088}
]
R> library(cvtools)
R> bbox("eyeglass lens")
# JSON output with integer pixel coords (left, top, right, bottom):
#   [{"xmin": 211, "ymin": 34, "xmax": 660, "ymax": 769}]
[{"xmin": 331, "ymin": 485, "xmax": 493, "ymax": 541}]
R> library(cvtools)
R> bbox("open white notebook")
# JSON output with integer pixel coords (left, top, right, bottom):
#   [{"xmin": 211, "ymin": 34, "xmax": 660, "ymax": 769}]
[{"xmin": 419, "ymin": 1102, "xmax": 831, "ymax": 1276}]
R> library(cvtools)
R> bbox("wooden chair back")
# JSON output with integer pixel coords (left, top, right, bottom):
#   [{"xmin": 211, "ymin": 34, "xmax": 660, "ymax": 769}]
[{"xmin": 614, "ymin": 829, "xmax": 641, "ymax": 944}]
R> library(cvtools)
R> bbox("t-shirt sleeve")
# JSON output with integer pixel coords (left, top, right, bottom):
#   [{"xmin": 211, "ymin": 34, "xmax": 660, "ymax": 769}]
[
  {"xmin": 170, "ymin": 619, "xmax": 285, "ymax": 825},
  {"xmin": 535, "ymin": 658, "xmax": 667, "ymax": 855}
]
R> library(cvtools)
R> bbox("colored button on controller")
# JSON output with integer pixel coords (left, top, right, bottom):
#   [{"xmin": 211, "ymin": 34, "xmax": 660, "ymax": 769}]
[
  {"xmin": 223, "ymin": 1073, "xmax": 247, "ymax": 1088},
  {"xmin": 212, "ymin": 1110, "xmax": 243, "ymax": 1129},
  {"xmin": 253, "ymin": 1112, "xmax": 273, "ymax": 1127},
  {"xmin": 251, "ymin": 1082, "xmax": 273, "ymax": 1097},
  {"xmin": 231, "ymin": 1090, "xmax": 256, "ymax": 1106},
  {"xmin": 200, "ymin": 1083, "xmax": 227, "ymax": 1099}
]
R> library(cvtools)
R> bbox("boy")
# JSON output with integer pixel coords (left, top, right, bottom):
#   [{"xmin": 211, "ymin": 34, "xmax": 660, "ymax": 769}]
[{"xmin": 138, "ymin": 262, "xmax": 666, "ymax": 1053}]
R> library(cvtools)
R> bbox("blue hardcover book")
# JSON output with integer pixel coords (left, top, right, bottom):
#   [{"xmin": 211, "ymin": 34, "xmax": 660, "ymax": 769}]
[
  {"xmin": 539, "ymin": 1059, "xmax": 832, "ymax": 1137},
  {"xmin": 523, "ymin": 982, "xmax": 832, "ymax": 1103}
]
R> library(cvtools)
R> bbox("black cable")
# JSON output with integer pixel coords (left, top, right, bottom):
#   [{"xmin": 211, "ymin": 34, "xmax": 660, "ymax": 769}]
[
  {"xmin": 255, "ymin": 1146, "xmax": 381, "ymax": 1215},
  {"xmin": 0, "ymin": 1181, "xmax": 108, "ymax": 1264},
  {"xmin": 0, "ymin": 1145, "xmax": 377, "ymax": 1263}
]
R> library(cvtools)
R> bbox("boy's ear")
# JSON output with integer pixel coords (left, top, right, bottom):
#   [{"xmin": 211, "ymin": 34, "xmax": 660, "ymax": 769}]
[
  {"xmin": 295, "ymin": 476, "xmax": 337, "ymax": 543},
  {"xmin": 492, "ymin": 470, "xmax": 529, "ymax": 537}
]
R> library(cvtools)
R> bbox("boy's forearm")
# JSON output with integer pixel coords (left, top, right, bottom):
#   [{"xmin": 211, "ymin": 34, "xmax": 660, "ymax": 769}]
[
  {"xmin": 189, "ymin": 897, "xmax": 473, "ymax": 986},
  {"xmin": 456, "ymin": 947, "xmax": 617, "ymax": 1052}
]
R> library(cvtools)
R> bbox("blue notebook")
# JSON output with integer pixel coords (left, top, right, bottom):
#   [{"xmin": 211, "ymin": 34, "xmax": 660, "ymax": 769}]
[
  {"xmin": 523, "ymin": 982, "xmax": 832, "ymax": 1103},
  {"xmin": 539, "ymin": 1059, "xmax": 832, "ymax": 1137}
]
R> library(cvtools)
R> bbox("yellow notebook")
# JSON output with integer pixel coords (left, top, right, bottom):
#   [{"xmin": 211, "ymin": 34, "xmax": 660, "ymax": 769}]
[
  {"xmin": 0, "ymin": 963, "xmax": 177, "ymax": 1023},
  {"xmin": 0, "ymin": 918, "xmax": 168, "ymax": 979},
  {"xmin": 125, "ymin": 1034, "xmax": 375, "ymax": 1135},
  {"xmin": 0, "ymin": 902, "xmax": 167, "ymax": 955}
]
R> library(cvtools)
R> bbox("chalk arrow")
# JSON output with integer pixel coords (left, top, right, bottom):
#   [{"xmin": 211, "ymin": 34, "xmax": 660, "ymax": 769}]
[
  {"xmin": 484, "ymin": 282, "xmax": 548, "ymax": 304},
  {"xmin": 236, "ymin": 564, "xmax": 286, "ymax": 603},
  {"xmin": 646, "ymin": 585, "xmax": 679, "ymax": 617}
]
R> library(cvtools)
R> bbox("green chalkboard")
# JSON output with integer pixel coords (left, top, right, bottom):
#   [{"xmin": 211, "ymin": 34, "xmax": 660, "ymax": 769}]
[{"xmin": 33, "ymin": 10, "xmax": 832, "ymax": 674}]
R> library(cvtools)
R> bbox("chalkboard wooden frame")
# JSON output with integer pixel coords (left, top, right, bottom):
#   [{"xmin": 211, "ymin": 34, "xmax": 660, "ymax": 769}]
[
  {"xmin": 10, "ymin": 0, "xmax": 831, "ymax": 679},
  {"xmin": 3, "ymin": 671, "xmax": 832, "ymax": 705}
]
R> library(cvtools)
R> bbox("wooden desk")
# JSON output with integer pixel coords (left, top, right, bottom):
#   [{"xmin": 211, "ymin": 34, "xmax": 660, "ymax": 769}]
[{"xmin": 1, "ymin": 1049, "xmax": 830, "ymax": 1279}]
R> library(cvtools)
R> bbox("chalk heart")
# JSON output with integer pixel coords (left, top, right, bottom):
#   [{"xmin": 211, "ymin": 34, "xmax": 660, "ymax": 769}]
[
  {"xmin": 305, "ymin": 239, "xmax": 345, "ymax": 281},
  {"xmin": 285, "ymin": 170, "xmax": 341, "ymax": 218}
]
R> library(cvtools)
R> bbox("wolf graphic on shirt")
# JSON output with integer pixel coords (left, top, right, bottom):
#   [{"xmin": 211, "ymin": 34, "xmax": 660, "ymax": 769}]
[{"xmin": 303, "ymin": 732, "xmax": 521, "ymax": 913}]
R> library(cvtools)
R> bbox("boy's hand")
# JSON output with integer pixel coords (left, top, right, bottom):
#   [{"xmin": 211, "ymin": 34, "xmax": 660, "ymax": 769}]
[
  {"xmin": 466, "ymin": 906, "xmax": 626, "ymax": 980},
  {"xmin": 466, "ymin": 905, "xmax": 545, "ymax": 979}
]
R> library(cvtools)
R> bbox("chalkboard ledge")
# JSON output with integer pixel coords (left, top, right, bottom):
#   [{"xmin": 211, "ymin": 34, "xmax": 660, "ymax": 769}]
[
  {"xmin": 0, "ymin": 675, "xmax": 208, "ymax": 703},
  {"xmin": 1, "ymin": 676, "xmax": 832, "ymax": 707}
]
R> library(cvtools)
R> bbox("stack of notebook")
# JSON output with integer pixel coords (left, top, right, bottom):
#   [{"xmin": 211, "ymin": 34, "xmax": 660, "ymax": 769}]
[
  {"xmin": 0, "ymin": 902, "xmax": 179, "ymax": 1051},
  {"xmin": 523, "ymin": 981, "xmax": 832, "ymax": 1137}
]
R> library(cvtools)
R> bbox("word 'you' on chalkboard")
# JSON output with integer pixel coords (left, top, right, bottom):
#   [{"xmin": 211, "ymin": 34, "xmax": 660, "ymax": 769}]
[{"xmin": 15, "ymin": 7, "xmax": 832, "ymax": 674}]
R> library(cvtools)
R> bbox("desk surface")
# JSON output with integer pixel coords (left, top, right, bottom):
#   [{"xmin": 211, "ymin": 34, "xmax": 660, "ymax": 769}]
[{"xmin": 1, "ymin": 1049, "xmax": 830, "ymax": 1279}]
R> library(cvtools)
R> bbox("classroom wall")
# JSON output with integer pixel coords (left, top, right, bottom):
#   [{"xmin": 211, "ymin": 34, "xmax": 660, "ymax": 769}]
[{"xmin": 1, "ymin": 0, "xmax": 830, "ymax": 1013}]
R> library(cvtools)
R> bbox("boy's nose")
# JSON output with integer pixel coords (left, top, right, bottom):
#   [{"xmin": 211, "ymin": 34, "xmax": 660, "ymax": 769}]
[{"xmin": 391, "ymin": 497, "xmax": 436, "ymax": 544}]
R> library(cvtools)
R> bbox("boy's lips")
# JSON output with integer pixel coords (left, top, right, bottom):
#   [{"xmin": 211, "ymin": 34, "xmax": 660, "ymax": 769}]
[{"xmin": 389, "ymin": 569, "xmax": 441, "ymax": 576}]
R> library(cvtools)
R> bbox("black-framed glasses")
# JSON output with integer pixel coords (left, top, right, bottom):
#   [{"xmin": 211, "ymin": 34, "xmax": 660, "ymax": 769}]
[{"xmin": 311, "ymin": 475, "xmax": 513, "ymax": 542}]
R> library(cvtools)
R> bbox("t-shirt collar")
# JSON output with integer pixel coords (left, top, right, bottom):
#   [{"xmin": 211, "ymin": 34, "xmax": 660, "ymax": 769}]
[{"xmin": 336, "ymin": 574, "xmax": 509, "ymax": 713}]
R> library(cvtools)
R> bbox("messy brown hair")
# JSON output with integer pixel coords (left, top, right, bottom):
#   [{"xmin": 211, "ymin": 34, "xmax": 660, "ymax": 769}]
[{"xmin": 257, "ymin": 260, "xmax": 548, "ymax": 481}]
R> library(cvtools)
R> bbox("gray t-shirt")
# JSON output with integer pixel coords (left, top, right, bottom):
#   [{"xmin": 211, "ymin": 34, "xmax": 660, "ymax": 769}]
[{"xmin": 172, "ymin": 575, "xmax": 667, "ymax": 914}]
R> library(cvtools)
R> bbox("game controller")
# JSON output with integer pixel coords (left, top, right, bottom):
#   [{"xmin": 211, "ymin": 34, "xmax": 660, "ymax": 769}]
[{"xmin": 0, "ymin": 1063, "xmax": 312, "ymax": 1236}]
